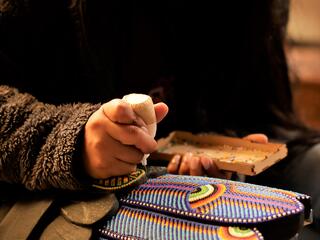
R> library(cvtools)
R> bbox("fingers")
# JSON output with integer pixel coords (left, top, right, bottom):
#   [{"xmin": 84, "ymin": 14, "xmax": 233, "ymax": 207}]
[
  {"xmin": 243, "ymin": 133, "xmax": 268, "ymax": 144},
  {"xmin": 83, "ymin": 98, "xmax": 168, "ymax": 180},
  {"xmin": 101, "ymin": 100, "xmax": 146, "ymax": 127},
  {"xmin": 167, "ymin": 152, "xmax": 204, "ymax": 176},
  {"xmin": 166, "ymin": 152, "xmax": 232, "ymax": 179},
  {"xmin": 167, "ymin": 155, "xmax": 181, "ymax": 174},
  {"xmin": 189, "ymin": 155, "xmax": 203, "ymax": 176},
  {"xmin": 103, "ymin": 99, "xmax": 169, "ymax": 125},
  {"xmin": 97, "ymin": 108, "xmax": 157, "ymax": 153},
  {"xmin": 101, "ymin": 99, "xmax": 159, "ymax": 153},
  {"xmin": 106, "ymin": 120, "xmax": 157, "ymax": 153},
  {"xmin": 110, "ymin": 140, "xmax": 145, "ymax": 164},
  {"xmin": 83, "ymin": 127, "xmax": 144, "ymax": 178},
  {"xmin": 178, "ymin": 153, "xmax": 193, "ymax": 175},
  {"xmin": 85, "ymin": 154, "xmax": 138, "ymax": 179},
  {"xmin": 200, "ymin": 156, "xmax": 231, "ymax": 179}
]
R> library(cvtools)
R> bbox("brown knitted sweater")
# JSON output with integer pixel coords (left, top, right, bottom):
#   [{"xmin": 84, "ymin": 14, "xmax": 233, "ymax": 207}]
[{"xmin": 0, "ymin": 85, "xmax": 100, "ymax": 191}]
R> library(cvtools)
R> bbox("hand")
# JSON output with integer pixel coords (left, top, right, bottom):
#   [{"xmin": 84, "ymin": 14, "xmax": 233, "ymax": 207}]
[
  {"xmin": 167, "ymin": 133, "xmax": 268, "ymax": 179},
  {"xmin": 167, "ymin": 153, "xmax": 232, "ymax": 179},
  {"xmin": 242, "ymin": 133, "xmax": 268, "ymax": 144},
  {"xmin": 83, "ymin": 98, "xmax": 168, "ymax": 179}
]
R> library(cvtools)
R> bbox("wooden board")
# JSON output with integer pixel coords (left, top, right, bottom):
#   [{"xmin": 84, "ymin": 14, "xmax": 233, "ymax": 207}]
[{"xmin": 150, "ymin": 131, "xmax": 288, "ymax": 176}]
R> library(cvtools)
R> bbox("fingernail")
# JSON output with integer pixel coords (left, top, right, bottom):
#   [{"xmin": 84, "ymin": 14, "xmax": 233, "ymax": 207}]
[
  {"xmin": 201, "ymin": 157, "xmax": 212, "ymax": 170},
  {"xmin": 183, "ymin": 152, "xmax": 193, "ymax": 163},
  {"xmin": 171, "ymin": 155, "xmax": 181, "ymax": 165},
  {"xmin": 182, "ymin": 153, "xmax": 190, "ymax": 164}
]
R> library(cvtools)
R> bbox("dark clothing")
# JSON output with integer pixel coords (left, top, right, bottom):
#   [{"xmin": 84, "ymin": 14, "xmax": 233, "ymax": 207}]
[
  {"xmin": 1, "ymin": 0, "xmax": 320, "ymax": 236},
  {"xmin": 1, "ymin": 0, "xmax": 293, "ymax": 137}
]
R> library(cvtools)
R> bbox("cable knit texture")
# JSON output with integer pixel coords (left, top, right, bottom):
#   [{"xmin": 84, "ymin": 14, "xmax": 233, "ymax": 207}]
[{"xmin": 0, "ymin": 85, "xmax": 100, "ymax": 190}]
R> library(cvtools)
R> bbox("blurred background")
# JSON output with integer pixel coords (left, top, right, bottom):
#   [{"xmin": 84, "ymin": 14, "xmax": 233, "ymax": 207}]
[{"xmin": 286, "ymin": 0, "xmax": 320, "ymax": 130}]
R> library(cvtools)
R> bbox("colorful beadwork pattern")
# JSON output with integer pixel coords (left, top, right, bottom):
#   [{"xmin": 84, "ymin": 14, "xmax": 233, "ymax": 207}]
[
  {"xmin": 99, "ymin": 206, "xmax": 263, "ymax": 240},
  {"xmin": 189, "ymin": 184, "xmax": 226, "ymax": 209},
  {"xmin": 218, "ymin": 226, "xmax": 261, "ymax": 240},
  {"xmin": 119, "ymin": 174, "xmax": 309, "ymax": 224},
  {"xmin": 92, "ymin": 168, "xmax": 146, "ymax": 192}
]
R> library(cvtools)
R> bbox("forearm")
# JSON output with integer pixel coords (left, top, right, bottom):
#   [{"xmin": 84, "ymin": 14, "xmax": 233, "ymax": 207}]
[{"xmin": 0, "ymin": 85, "xmax": 100, "ymax": 190}]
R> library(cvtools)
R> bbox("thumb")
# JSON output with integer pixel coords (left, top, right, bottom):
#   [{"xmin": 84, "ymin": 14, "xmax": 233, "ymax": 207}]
[{"xmin": 154, "ymin": 102, "xmax": 169, "ymax": 123}]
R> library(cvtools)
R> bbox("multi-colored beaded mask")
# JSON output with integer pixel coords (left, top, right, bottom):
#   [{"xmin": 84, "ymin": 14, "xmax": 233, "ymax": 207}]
[{"xmin": 97, "ymin": 174, "xmax": 311, "ymax": 240}]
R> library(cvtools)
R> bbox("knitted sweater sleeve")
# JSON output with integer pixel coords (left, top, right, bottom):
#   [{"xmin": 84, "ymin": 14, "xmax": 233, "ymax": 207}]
[{"xmin": 0, "ymin": 85, "xmax": 101, "ymax": 191}]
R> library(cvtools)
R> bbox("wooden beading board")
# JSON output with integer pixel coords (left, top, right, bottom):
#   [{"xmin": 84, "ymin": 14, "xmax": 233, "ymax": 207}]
[{"xmin": 151, "ymin": 131, "xmax": 287, "ymax": 176}]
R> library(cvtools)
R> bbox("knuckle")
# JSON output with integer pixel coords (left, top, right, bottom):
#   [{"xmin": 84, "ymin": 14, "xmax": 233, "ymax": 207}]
[
  {"xmin": 86, "ymin": 117, "xmax": 103, "ymax": 131},
  {"xmin": 127, "ymin": 125, "xmax": 140, "ymax": 136},
  {"xmin": 115, "ymin": 101, "xmax": 130, "ymax": 119},
  {"xmin": 87, "ymin": 137, "xmax": 104, "ymax": 149}
]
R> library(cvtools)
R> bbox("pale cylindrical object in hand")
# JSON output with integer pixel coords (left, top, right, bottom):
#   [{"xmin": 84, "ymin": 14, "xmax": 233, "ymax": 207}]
[{"xmin": 122, "ymin": 93, "xmax": 157, "ymax": 166}]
